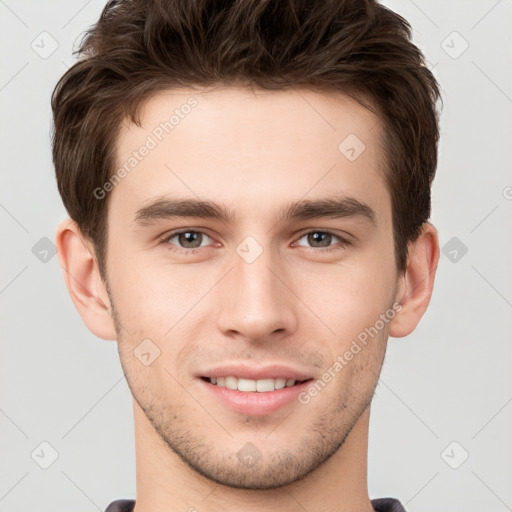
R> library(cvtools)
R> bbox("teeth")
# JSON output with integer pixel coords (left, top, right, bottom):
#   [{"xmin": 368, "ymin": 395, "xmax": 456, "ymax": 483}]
[
  {"xmin": 274, "ymin": 378, "xmax": 286, "ymax": 390},
  {"xmin": 209, "ymin": 376, "xmax": 299, "ymax": 392},
  {"xmin": 238, "ymin": 378, "xmax": 256, "ymax": 392},
  {"xmin": 225, "ymin": 376, "xmax": 238, "ymax": 390}
]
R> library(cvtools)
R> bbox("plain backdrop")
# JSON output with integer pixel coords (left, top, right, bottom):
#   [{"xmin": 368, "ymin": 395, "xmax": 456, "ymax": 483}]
[{"xmin": 1, "ymin": 1, "xmax": 511, "ymax": 511}]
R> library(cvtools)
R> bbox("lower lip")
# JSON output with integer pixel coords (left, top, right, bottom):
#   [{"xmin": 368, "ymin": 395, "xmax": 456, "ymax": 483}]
[{"xmin": 198, "ymin": 378, "xmax": 313, "ymax": 416}]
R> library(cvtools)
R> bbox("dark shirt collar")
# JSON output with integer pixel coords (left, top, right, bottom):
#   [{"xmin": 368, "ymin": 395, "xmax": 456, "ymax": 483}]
[{"xmin": 105, "ymin": 497, "xmax": 407, "ymax": 512}]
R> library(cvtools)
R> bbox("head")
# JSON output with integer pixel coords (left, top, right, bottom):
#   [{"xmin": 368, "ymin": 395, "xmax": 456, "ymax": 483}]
[{"xmin": 54, "ymin": 0, "xmax": 441, "ymax": 490}]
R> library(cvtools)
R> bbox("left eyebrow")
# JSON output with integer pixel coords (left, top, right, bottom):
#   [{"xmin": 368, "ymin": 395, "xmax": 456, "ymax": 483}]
[
  {"xmin": 280, "ymin": 197, "xmax": 377, "ymax": 227},
  {"xmin": 131, "ymin": 195, "xmax": 377, "ymax": 228}
]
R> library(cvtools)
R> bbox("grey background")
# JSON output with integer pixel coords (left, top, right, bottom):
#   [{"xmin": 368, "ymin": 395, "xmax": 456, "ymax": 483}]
[{"xmin": 1, "ymin": 1, "xmax": 511, "ymax": 511}]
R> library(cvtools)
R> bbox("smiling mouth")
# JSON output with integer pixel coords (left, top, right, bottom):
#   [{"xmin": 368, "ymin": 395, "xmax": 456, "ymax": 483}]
[{"xmin": 200, "ymin": 376, "xmax": 313, "ymax": 392}]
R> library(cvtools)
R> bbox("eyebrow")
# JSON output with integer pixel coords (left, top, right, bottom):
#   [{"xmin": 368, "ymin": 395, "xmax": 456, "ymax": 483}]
[{"xmin": 131, "ymin": 195, "xmax": 377, "ymax": 228}]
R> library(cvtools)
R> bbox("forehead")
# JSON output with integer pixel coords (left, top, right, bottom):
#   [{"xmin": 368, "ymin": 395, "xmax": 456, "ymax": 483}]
[{"xmin": 111, "ymin": 86, "xmax": 389, "ymax": 226}]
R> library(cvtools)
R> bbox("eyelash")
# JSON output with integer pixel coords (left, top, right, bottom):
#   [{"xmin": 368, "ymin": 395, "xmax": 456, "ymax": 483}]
[{"xmin": 160, "ymin": 228, "xmax": 351, "ymax": 254}]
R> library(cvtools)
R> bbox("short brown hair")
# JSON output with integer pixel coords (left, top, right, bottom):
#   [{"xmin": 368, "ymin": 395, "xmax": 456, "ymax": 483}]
[{"xmin": 52, "ymin": 0, "xmax": 441, "ymax": 280}]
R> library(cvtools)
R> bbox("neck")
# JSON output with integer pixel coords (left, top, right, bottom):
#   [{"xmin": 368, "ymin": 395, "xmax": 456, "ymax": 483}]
[{"xmin": 132, "ymin": 399, "xmax": 374, "ymax": 512}]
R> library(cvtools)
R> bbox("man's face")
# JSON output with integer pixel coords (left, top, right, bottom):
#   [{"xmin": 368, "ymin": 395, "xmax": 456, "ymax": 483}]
[{"xmin": 104, "ymin": 86, "xmax": 400, "ymax": 489}]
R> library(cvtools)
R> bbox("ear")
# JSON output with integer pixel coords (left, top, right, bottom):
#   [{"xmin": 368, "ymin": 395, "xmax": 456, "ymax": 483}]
[
  {"xmin": 55, "ymin": 218, "xmax": 117, "ymax": 340},
  {"xmin": 389, "ymin": 222, "xmax": 440, "ymax": 338}
]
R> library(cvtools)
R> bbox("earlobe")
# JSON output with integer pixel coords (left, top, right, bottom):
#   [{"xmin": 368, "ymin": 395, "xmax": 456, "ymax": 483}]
[
  {"xmin": 388, "ymin": 222, "xmax": 440, "ymax": 338},
  {"xmin": 55, "ymin": 218, "xmax": 117, "ymax": 341}
]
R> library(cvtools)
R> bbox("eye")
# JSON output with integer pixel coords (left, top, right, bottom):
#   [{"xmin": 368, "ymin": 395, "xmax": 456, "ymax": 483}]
[
  {"xmin": 294, "ymin": 230, "xmax": 350, "ymax": 251},
  {"xmin": 159, "ymin": 228, "xmax": 350, "ymax": 255},
  {"xmin": 162, "ymin": 230, "xmax": 214, "ymax": 252}
]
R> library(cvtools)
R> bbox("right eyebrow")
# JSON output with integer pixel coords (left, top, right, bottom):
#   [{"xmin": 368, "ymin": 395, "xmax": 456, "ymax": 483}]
[{"xmin": 132, "ymin": 197, "xmax": 235, "ymax": 227}]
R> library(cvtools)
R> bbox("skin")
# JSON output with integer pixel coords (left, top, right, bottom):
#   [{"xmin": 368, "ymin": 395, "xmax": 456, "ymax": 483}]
[{"xmin": 56, "ymin": 86, "xmax": 439, "ymax": 512}]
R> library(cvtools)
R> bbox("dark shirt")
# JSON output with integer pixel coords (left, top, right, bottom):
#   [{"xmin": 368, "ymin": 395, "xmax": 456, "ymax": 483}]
[{"xmin": 105, "ymin": 497, "xmax": 407, "ymax": 511}]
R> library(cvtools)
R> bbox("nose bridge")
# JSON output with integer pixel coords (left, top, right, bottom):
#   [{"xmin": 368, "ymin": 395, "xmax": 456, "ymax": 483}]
[{"xmin": 216, "ymin": 237, "xmax": 297, "ymax": 341}]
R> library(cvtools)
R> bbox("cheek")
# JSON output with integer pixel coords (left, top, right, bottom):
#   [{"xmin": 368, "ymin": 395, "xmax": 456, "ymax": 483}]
[
  {"xmin": 292, "ymin": 258, "xmax": 396, "ymax": 344},
  {"xmin": 109, "ymin": 255, "xmax": 209, "ymax": 334}
]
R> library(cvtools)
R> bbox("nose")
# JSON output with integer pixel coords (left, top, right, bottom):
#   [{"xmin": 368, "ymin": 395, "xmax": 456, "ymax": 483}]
[{"xmin": 216, "ymin": 242, "xmax": 298, "ymax": 343}]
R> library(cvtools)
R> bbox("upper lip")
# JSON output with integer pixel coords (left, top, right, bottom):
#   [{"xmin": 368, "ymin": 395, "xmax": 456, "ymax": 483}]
[{"xmin": 198, "ymin": 363, "xmax": 314, "ymax": 381}]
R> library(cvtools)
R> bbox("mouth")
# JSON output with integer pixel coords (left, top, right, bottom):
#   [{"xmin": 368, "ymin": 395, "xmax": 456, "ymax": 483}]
[
  {"xmin": 198, "ymin": 375, "xmax": 315, "ymax": 416},
  {"xmin": 196, "ymin": 363, "xmax": 316, "ymax": 415},
  {"xmin": 200, "ymin": 376, "xmax": 313, "ymax": 392}
]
